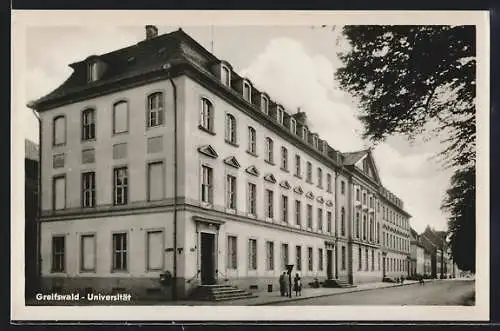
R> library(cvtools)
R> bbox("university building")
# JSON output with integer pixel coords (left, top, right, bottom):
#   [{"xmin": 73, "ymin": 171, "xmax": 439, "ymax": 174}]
[{"xmin": 29, "ymin": 26, "xmax": 411, "ymax": 299}]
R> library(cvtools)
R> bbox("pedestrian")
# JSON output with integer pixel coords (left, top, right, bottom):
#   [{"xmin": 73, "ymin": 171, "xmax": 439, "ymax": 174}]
[
  {"xmin": 279, "ymin": 272, "xmax": 285, "ymax": 296},
  {"xmin": 293, "ymin": 273, "xmax": 302, "ymax": 297},
  {"xmin": 283, "ymin": 271, "xmax": 290, "ymax": 297},
  {"xmin": 400, "ymin": 275, "xmax": 405, "ymax": 285}
]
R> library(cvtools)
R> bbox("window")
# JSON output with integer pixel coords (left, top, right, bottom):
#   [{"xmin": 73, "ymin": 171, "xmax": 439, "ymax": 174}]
[
  {"xmin": 266, "ymin": 241, "xmax": 274, "ymax": 270},
  {"xmin": 377, "ymin": 223, "xmax": 380, "ymax": 243},
  {"xmin": 113, "ymin": 101, "xmax": 128, "ymax": 134},
  {"xmin": 341, "ymin": 181, "xmax": 345, "ymax": 195},
  {"xmin": 201, "ymin": 165, "xmax": 213, "ymax": 204},
  {"xmin": 200, "ymin": 98, "xmax": 214, "ymax": 132},
  {"xmin": 248, "ymin": 239, "xmax": 257, "ymax": 270},
  {"xmin": 317, "ymin": 208, "xmax": 323, "ymax": 232},
  {"xmin": 247, "ymin": 182, "xmax": 257, "ymax": 215},
  {"xmin": 341, "ymin": 208, "xmax": 345, "ymax": 236},
  {"xmin": 112, "ymin": 233, "xmax": 127, "ymax": 271},
  {"xmin": 317, "ymin": 167, "xmax": 323, "ymax": 188},
  {"xmin": 147, "ymin": 92, "xmax": 164, "ymax": 127},
  {"xmin": 296, "ymin": 245, "xmax": 302, "ymax": 271},
  {"xmin": 277, "ymin": 106, "xmax": 284, "ymax": 124},
  {"xmin": 51, "ymin": 236, "xmax": 65, "ymax": 272},
  {"xmin": 318, "ymin": 248, "xmax": 323, "ymax": 271},
  {"xmin": 295, "ymin": 155, "xmax": 301, "ymax": 177},
  {"xmin": 266, "ymin": 189, "xmax": 274, "ymax": 219},
  {"xmin": 281, "ymin": 147, "xmax": 288, "ymax": 170},
  {"xmin": 302, "ymin": 126, "xmax": 308, "ymax": 140},
  {"xmin": 281, "ymin": 243, "xmax": 289, "ymax": 270},
  {"xmin": 327, "ymin": 174, "xmax": 332, "ymax": 192},
  {"xmin": 147, "ymin": 230, "xmax": 163, "ymax": 271},
  {"xmin": 221, "ymin": 65, "xmax": 231, "ymax": 86},
  {"xmin": 341, "ymin": 246, "xmax": 346, "ymax": 270},
  {"xmin": 307, "ymin": 204, "xmax": 313, "ymax": 229},
  {"xmin": 327, "ymin": 211, "xmax": 332, "ymax": 233},
  {"xmin": 308, "ymin": 247, "xmax": 313, "ymax": 271},
  {"xmin": 306, "ymin": 162, "xmax": 312, "ymax": 183},
  {"xmin": 243, "ymin": 82, "xmax": 251, "ymax": 102},
  {"xmin": 369, "ymin": 218, "xmax": 374, "ymax": 242},
  {"xmin": 365, "ymin": 248, "xmax": 369, "ymax": 271},
  {"xmin": 80, "ymin": 234, "xmax": 96, "ymax": 272},
  {"xmin": 358, "ymin": 247, "xmax": 362, "ymax": 270},
  {"xmin": 295, "ymin": 200, "xmax": 301, "ymax": 226},
  {"xmin": 225, "ymin": 113, "xmax": 237, "ymax": 144},
  {"xmin": 356, "ymin": 212, "xmax": 360, "ymax": 238},
  {"xmin": 53, "ymin": 115, "xmax": 66, "ymax": 146},
  {"xmin": 363, "ymin": 215, "xmax": 367, "ymax": 240},
  {"xmin": 378, "ymin": 252, "xmax": 381, "ymax": 271},
  {"xmin": 265, "ymin": 137, "xmax": 274, "ymax": 163},
  {"xmin": 248, "ymin": 127, "xmax": 256, "ymax": 154},
  {"xmin": 226, "ymin": 175, "xmax": 237, "ymax": 209},
  {"xmin": 87, "ymin": 62, "xmax": 98, "ymax": 82},
  {"xmin": 81, "ymin": 172, "xmax": 95, "ymax": 208},
  {"xmin": 227, "ymin": 236, "xmax": 237, "ymax": 269},
  {"xmin": 53, "ymin": 175, "xmax": 66, "ymax": 210},
  {"xmin": 148, "ymin": 162, "xmax": 164, "ymax": 201},
  {"xmin": 261, "ymin": 95, "xmax": 269, "ymax": 114},
  {"xmin": 371, "ymin": 250, "xmax": 375, "ymax": 271},
  {"xmin": 356, "ymin": 188, "xmax": 360, "ymax": 201},
  {"xmin": 81, "ymin": 108, "xmax": 96, "ymax": 140},
  {"xmin": 281, "ymin": 195, "xmax": 288, "ymax": 223},
  {"xmin": 290, "ymin": 119, "xmax": 297, "ymax": 134},
  {"xmin": 113, "ymin": 167, "xmax": 128, "ymax": 205}
]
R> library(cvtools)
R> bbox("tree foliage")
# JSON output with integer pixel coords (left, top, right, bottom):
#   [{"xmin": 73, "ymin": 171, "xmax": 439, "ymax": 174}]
[{"xmin": 336, "ymin": 25, "xmax": 476, "ymax": 271}]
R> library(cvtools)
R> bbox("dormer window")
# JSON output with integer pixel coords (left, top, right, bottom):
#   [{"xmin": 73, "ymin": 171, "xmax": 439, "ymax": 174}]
[
  {"xmin": 302, "ymin": 126, "xmax": 308, "ymax": 141},
  {"xmin": 261, "ymin": 95, "xmax": 269, "ymax": 115},
  {"xmin": 312, "ymin": 134, "xmax": 318, "ymax": 148},
  {"xmin": 321, "ymin": 141, "xmax": 327, "ymax": 153},
  {"xmin": 87, "ymin": 62, "xmax": 98, "ymax": 82},
  {"xmin": 290, "ymin": 119, "xmax": 297, "ymax": 135},
  {"xmin": 243, "ymin": 81, "xmax": 252, "ymax": 102},
  {"xmin": 221, "ymin": 65, "xmax": 231, "ymax": 87},
  {"xmin": 277, "ymin": 106, "xmax": 284, "ymax": 124}
]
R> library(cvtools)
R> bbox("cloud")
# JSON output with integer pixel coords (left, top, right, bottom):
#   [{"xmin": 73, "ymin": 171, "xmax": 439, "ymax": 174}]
[{"xmin": 242, "ymin": 36, "xmax": 449, "ymax": 232}]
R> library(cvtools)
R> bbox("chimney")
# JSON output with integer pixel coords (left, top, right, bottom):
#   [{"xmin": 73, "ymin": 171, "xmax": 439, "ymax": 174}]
[{"xmin": 145, "ymin": 25, "xmax": 158, "ymax": 40}]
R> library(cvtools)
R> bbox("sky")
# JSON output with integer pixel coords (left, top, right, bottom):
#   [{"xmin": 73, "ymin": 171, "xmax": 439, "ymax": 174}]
[{"xmin": 23, "ymin": 25, "xmax": 455, "ymax": 233}]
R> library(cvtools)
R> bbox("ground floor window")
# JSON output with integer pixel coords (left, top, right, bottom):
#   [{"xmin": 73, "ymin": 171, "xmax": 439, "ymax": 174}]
[
  {"xmin": 296, "ymin": 245, "xmax": 302, "ymax": 271},
  {"xmin": 80, "ymin": 234, "xmax": 96, "ymax": 272},
  {"xmin": 248, "ymin": 239, "xmax": 257, "ymax": 270},
  {"xmin": 112, "ymin": 233, "xmax": 128, "ymax": 271},
  {"xmin": 341, "ymin": 246, "xmax": 346, "ymax": 270},
  {"xmin": 266, "ymin": 241, "xmax": 274, "ymax": 270},
  {"xmin": 227, "ymin": 236, "xmax": 237, "ymax": 269},
  {"xmin": 318, "ymin": 248, "xmax": 323, "ymax": 271},
  {"xmin": 51, "ymin": 235, "xmax": 65, "ymax": 272},
  {"xmin": 281, "ymin": 243, "xmax": 289, "ymax": 270}
]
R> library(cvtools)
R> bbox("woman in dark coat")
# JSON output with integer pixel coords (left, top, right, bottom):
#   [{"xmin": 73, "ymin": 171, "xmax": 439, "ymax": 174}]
[{"xmin": 293, "ymin": 273, "xmax": 302, "ymax": 296}]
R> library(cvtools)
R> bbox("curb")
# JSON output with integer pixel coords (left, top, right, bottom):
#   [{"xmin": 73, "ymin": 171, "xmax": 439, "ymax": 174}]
[{"xmin": 252, "ymin": 280, "xmax": 434, "ymax": 306}]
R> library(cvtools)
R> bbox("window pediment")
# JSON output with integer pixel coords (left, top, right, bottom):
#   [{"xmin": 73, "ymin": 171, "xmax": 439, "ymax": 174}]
[
  {"xmin": 223, "ymin": 156, "xmax": 241, "ymax": 169},
  {"xmin": 197, "ymin": 145, "xmax": 218, "ymax": 159},
  {"xmin": 293, "ymin": 186, "xmax": 304, "ymax": 195},
  {"xmin": 279, "ymin": 180, "xmax": 291, "ymax": 190},
  {"xmin": 316, "ymin": 196, "xmax": 324, "ymax": 204},
  {"xmin": 263, "ymin": 173, "xmax": 277, "ymax": 184},
  {"xmin": 325, "ymin": 200, "xmax": 333, "ymax": 207},
  {"xmin": 245, "ymin": 165, "xmax": 260, "ymax": 177},
  {"xmin": 305, "ymin": 191, "xmax": 315, "ymax": 200}
]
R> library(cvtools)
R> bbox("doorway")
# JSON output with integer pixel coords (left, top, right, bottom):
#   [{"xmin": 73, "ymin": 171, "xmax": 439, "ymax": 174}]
[
  {"xmin": 200, "ymin": 232, "xmax": 216, "ymax": 285},
  {"xmin": 382, "ymin": 256, "xmax": 386, "ymax": 277},
  {"xmin": 326, "ymin": 249, "xmax": 333, "ymax": 279}
]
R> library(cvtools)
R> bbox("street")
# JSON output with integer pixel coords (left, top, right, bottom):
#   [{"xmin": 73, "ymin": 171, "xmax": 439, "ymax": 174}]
[{"xmin": 271, "ymin": 280, "xmax": 474, "ymax": 306}]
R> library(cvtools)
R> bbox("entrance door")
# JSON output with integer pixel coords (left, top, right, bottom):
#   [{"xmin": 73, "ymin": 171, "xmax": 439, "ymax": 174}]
[
  {"xmin": 326, "ymin": 249, "xmax": 333, "ymax": 279},
  {"xmin": 200, "ymin": 232, "xmax": 216, "ymax": 285}
]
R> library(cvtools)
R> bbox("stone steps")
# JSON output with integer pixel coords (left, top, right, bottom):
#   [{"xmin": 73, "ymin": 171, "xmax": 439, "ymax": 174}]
[
  {"xmin": 323, "ymin": 279, "xmax": 356, "ymax": 288},
  {"xmin": 188, "ymin": 284, "xmax": 258, "ymax": 302}
]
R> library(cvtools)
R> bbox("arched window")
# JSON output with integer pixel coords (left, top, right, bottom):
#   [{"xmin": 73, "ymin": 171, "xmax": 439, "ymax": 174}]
[
  {"xmin": 53, "ymin": 115, "xmax": 66, "ymax": 146},
  {"xmin": 221, "ymin": 65, "xmax": 231, "ymax": 87},
  {"xmin": 147, "ymin": 92, "xmax": 164, "ymax": 127},
  {"xmin": 225, "ymin": 113, "xmax": 237, "ymax": 144},
  {"xmin": 113, "ymin": 100, "xmax": 128, "ymax": 134},
  {"xmin": 199, "ymin": 98, "xmax": 214, "ymax": 132},
  {"xmin": 81, "ymin": 108, "xmax": 96, "ymax": 141},
  {"xmin": 363, "ymin": 215, "xmax": 367, "ymax": 240},
  {"xmin": 356, "ymin": 212, "xmax": 360, "ymax": 238},
  {"xmin": 248, "ymin": 126, "xmax": 256, "ymax": 154},
  {"xmin": 290, "ymin": 118, "xmax": 297, "ymax": 135},
  {"xmin": 243, "ymin": 81, "xmax": 252, "ymax": 102},
  {"xmin": 261, "ymin": 95, "xmax": 269, "ymax": 114},
  {"xmin": 265, "ymin": 137, "xmax": 274, "ymax": 163},
  {"xmin": 340, "ymin": 207, "xmax": 345, "ymax": 236}
]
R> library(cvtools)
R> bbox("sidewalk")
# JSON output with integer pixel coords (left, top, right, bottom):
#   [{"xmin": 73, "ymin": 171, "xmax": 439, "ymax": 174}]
[{"xmin": 166, "ymin": 279, "xmax": 428, "ymax": 306}]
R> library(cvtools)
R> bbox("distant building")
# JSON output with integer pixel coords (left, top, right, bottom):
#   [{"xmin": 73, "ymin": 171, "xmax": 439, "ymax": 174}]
[
  {"xmin": 409, "ymin": 227, "xmax": 425, "ymax": 277},
  {"xmin": 420, "ymin": 226, "xmax": 452, "ymax": 279},
  {"xmin": 25, "ymin": 139, "xmax": 39, "ymax": 298},
  {"xmin": 28, "ymin": 26, "xmax": 412, "ymax": 299}
]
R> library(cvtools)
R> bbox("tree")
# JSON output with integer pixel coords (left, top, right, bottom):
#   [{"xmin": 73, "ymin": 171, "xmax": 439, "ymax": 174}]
[{"xmin": 335, "ymin": 25, "xmax": 476, "ymax": 271}]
